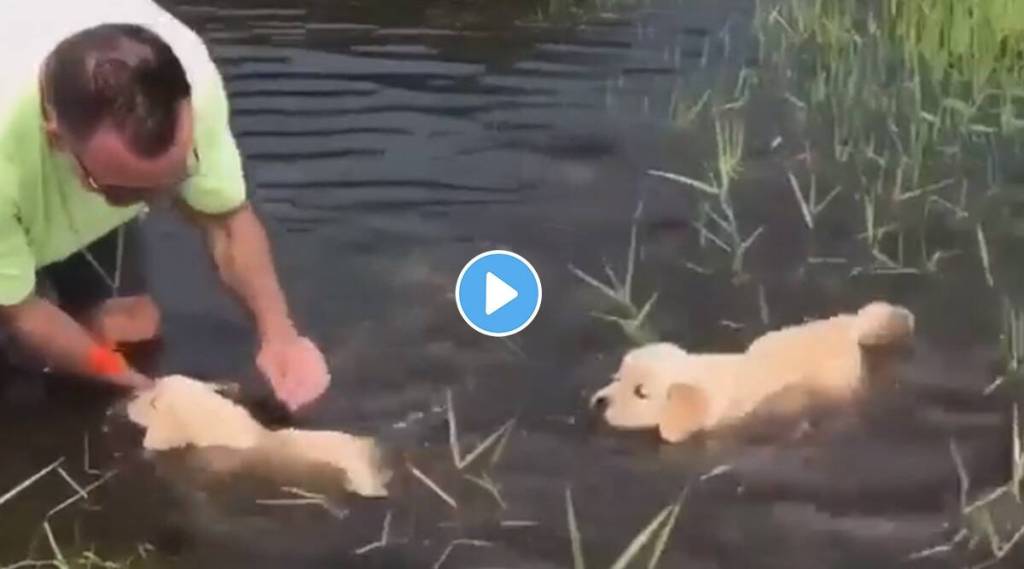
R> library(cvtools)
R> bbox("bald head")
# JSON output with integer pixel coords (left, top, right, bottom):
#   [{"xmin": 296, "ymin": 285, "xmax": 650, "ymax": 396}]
[
  {"xmin": 44, "ymin": 23, "xmax": 191, "ymax": 157},
  {"xmin": 43, "ymin": 23, "xmax": 195, "ymax": 206}
]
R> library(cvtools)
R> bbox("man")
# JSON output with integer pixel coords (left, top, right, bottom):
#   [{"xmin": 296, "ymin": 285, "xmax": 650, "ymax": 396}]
[{"xmin": 0, "ymin": 0, "xmax": 331, "ymax": 411}]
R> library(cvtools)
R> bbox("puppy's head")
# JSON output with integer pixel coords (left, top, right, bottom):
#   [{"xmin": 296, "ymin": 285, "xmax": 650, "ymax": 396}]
[
  {"xmin": 589, "ymin": 343, "xmax": 710, "ymax": 443},
  {"xmin": 125, "ymin": 375, "xmax": 266, "ymax": 451}
]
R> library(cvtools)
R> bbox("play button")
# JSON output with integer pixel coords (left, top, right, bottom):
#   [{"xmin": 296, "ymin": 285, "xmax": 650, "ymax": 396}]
[
  {"xmin": 456, "ymin": 250, "xmax": 542, "ymax": 337},
  {"xmin": 485, "ymin": 272, "xmax": 518, "ymax": 315}
]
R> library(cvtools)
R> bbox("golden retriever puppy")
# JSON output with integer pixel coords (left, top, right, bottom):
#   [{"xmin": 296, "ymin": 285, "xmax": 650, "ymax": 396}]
[
  {"xmin": 589, "ymin": 301, "xmax": 914, "ymax": 443},
  {"xmin": 125, "ymin": 374, "xmax": 391, "ymax": 497}
]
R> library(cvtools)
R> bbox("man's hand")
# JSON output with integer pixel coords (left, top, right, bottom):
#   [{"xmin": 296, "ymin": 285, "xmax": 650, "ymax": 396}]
[
  {"xmin": 0, "ymin": 294, "xmax": 154, "ymax": 390},
  {"xmin": 256, "ymin": 332, "xmax": 330, "ymax": 412},
  {"xmin": 184, "ymin": 201, "xmax": 331, "ymax": 411},
  {"xmin": 109, "ymin": 367, "xmax": 155, "ymax": 390},
  {"xmin": 85, "ymin": 296, "xmax": 162, "ymax": 346}
]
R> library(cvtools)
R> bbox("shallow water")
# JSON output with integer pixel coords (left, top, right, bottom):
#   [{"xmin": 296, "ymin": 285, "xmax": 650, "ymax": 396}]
[{"xmin": 2, "ymin": 0, "xmax": 1023, "ymax": 567}]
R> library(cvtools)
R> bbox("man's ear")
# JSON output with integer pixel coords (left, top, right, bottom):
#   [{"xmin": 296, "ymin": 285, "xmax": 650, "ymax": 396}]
[
  {"xmin": 42, "ymin": 116, "xmax": 65, "ymax": 150},
  {"xmin": 658, "ymin": 384, "xmax": 709, "ymax": 443},
  {"xmin": 39, "ymin": 88, "xmax": 64, "ymax": 150}
]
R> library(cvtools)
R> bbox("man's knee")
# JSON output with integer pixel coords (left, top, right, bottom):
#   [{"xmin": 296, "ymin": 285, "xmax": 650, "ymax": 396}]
[
  {"xmin": 89, "ymin": 295, "xmax": 162, "ymax": 345},
  {"xmin": 126, "ymin": 295, "xmax": 161, "ymax": 335}
]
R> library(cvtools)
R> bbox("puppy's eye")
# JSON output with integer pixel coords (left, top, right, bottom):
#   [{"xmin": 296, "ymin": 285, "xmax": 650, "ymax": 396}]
[{"xmin": 634, "ymin": 385, "xmax": 649, "ymax": 399}]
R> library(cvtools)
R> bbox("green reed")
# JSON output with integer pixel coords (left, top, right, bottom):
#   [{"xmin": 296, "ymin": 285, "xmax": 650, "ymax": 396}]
[
  {"xmin": 570, "ymin": 202, "xmax": 660, "ymax": 344},
  {"xmin": 566, "ymin": 486, "xmax": 684, "ymax": 569},
  {"xmin": 750, "ymin": 0, "xmax": 1024, "ymax": 280},
  {"xmin": 885, "ymin": 0, "xmax": 1024, "ymax": 99},
  {"xmin": 755, "ymin": 4, "xmax": 1024, "ymax": 563},
  {"xmin": 649, "ymin": 109, "xmax": 761, "ymax": 276}
]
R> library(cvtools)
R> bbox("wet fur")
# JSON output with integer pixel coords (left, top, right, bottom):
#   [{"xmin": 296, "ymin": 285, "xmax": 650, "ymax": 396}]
[
  {"xmin": 590, "ymin": 301, "xmax": 915, "ymax": 443},
  {"xmin": 125, "ymin": 375, "xmax": 391, "ymax": 497}
]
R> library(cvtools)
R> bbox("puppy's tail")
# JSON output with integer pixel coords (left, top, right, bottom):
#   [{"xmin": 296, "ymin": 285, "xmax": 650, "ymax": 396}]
[{"xmin": 853, "ymin": 301, "xmax": 915, "ymax": 347}]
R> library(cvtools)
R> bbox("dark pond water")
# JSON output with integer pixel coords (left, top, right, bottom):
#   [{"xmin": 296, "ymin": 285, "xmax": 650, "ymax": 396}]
[{"xmin": 2, "ymin": 0, "xmax": 1024, "ymax": 567}]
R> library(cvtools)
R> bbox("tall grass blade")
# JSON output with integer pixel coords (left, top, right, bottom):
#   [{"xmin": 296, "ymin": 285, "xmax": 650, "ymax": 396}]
[
  {"xmin": 409, "ymin": 464, "xmax": 458, "ymax": 509},
  {"xmin": 432, "ymin": 540, "xmax": 492, "ymax": 569},
  {"xmin": 738, "ymin": 227, "xmax": 765, "ymax": 257},
  {"xmin": 1013, "ymin": 404, "xmax": 1022, "ymax": 500},
  {"xmin": 354, "ymin": 511, "xmax": 393, "ymax": 555},
  {"xmin": 489, "ymin": 418, "xmax": 516, "ymax": 469},
  {"xmin": 446, "ymin": 390, "xmax": 463, "ymax": 468},
  {"xmin": 602, "ymin": 263, "xmax": 623, "ymax": 296},
  {"xmin": 460, "ymin": 419, "xmax": 516, "ymax": 470},
  {"xmin": 609, "ymin": 504, "xmax": 674, "ymax": 569},
  {"xmin": 464, "ymin": 474, "xmax": 507, "ymax": 509},
  {"xmin": 569, "ymin": 265, "xmax": 622, "ymax": 302},
  {"xmin": 788, "ymin": 171, "xmax": 814, "ymax": 229},
  {"xmin": 950, "ymin": 439, "xmax": 970, "ymax": 510},
  {"xmin": 647, "ymin": 170, "xmax": 720, "ymax": 195},
  {"xmin": 565, "ymin": 488, "xmax": 586, "ymax": 569},
  {"xmin": 647, "ymin": 491, "xmax": 687, "ymax": 569},
  {"xmin": 0, "ymin": 458, "xmax": 64, "ymax": 508},
  {"xmin": 46, "ymin": 470, "xmax": 116, "ymax": 519},
  {"xmin": 42, "ymin": 521, "xmax": 66, "ymax": 568},
  {"xmin": 54, "ymin": 469, "xmax": 85, "ymax": 503},
  {"xmin": 625, "ymin": 201, "xmax": 643, "ymax": 304},
  {"xmin": 815, "ymin": 185, "xmax": 843, "ymax": 215},
  {"xmin": 692, "ymin": 217, "xmax": 732, "ymax": 253},
  {"xmin": 635, "ymin": 292, "xmax": 660, "ymax": 327},
  {"xmin": 977, "ymin": 224, "xmax": 994, "ymax": 287}
]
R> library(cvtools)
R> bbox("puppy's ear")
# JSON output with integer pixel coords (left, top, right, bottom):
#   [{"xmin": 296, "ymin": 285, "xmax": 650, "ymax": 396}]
[{"xmin": 658, "ymin": 384, "xmax": 709, "ymax": 444}]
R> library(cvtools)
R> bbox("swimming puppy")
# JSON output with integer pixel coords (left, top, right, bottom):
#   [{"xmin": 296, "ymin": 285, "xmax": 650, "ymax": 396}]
[
  {"xmin": 589, "ymin": 301, "xmax": 915, "ymax": 443},
  {"xmin": 125, "ymin": 374, "xmax": 391, "ymax": 498}
]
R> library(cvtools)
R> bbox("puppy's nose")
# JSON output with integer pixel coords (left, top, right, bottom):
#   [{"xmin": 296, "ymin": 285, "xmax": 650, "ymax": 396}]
[{"xmin": 590, "ymin": 394, "xmax": 609, "ymax": 413}]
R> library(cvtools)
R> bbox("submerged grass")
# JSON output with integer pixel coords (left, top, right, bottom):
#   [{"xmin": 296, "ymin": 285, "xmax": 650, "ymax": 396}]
[
  {"xmin": 565, "ymin": 486, "xmax": 685, "ymax": 569},
  {"xmin": 570, "ymin": 202, "xmax": 660, "ymax": 344},
  {"xmin": 446, "ymin": 388, "xmax": 517, "ymax": 472},
  {"xmin": 884, "ymin": 0, "xmax": 1024, "ymax": 101},
  {"xmin": 746, "ymin": 0, "xmax": 1024, "ymax": 275},
  {"xmin": 255, "ymin": 487, "xmax": 349, "ymax": 520},
  {"xmin": 0, "ymin": 459, "xmax": 66, "ymax": 509},
  {"xmin": 914, "ymin": 409, "xmax": 1024, "ymax": 567},
  {"xmin": 0, "ymin": 456, "xmax": 149, "ymax": 569},
  {"xmin": 648, "ymin": 109, "xmax": 760, "ymax": 277}
]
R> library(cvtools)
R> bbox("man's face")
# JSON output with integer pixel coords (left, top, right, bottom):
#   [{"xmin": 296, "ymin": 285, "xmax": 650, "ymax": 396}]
[{"xmin": 66, "ymin": 101, "xmax": 197, "ymax": 207}]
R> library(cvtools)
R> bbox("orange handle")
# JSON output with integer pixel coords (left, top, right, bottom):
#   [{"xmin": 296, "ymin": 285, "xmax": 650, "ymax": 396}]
[{"xmin": 86, "ymin": 344, "xmax": 128, "ymax": 377}]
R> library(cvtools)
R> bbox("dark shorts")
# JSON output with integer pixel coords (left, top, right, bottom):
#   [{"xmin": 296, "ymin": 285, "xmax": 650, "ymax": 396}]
[{"xmin": 36, "ymin": 219, "xmax": 149, "ymax": 318}]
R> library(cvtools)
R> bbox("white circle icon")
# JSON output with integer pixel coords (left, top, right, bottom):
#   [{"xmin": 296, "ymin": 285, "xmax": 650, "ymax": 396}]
[{"xmin": 455, "ymin": 250, "xmax": 542, "ymax": 337}]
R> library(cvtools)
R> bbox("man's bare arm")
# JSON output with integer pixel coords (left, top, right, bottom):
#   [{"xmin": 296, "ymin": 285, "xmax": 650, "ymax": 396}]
[
  {"xmin": 181, "ymin": 201, "xmax": 297, "ymax": 343},
  {"xmin": 178, "ymin": 200, "xmax": 329, "ymax": 409},
  {"xmin": 0, "ymin": 294, "xmax": 149, "ymax": 388}
]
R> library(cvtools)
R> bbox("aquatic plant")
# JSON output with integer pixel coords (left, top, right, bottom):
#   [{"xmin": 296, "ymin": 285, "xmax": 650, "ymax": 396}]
[
  {"xmin": 570, "ymin": 202, "xmax": 660, "ymax": 344},
  {"xmin": 565, "ymin": 486, "xmax": 684, "ymax": 569},
  {"xmin": 648, "ymin": 109, "xmax": 761, "ymax": 276},
  {"xmin": 0, "ymin": 456, "xmax": 152, "ymax": 569},
  {"xmin": 885, "ymin": 0, "xmax": 1024, "ymax": 100},
  {"xmin": 912, "ymin": 411, "xmax": 1024, "ymax": 568},
  {"xmin": 754, "ymin": 0, "xmax": 1024, "ymax": 280}
]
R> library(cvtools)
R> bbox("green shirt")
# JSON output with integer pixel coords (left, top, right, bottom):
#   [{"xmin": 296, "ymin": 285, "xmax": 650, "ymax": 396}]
[{"xmin": 0, "ymin": 3, "xmax": 247, "ymax": 306}]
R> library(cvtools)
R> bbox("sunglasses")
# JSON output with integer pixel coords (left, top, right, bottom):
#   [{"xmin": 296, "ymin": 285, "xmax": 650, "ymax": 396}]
[{"xmin": 72, "ymin": 147, "xmax": 201, "ymax": 207}]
